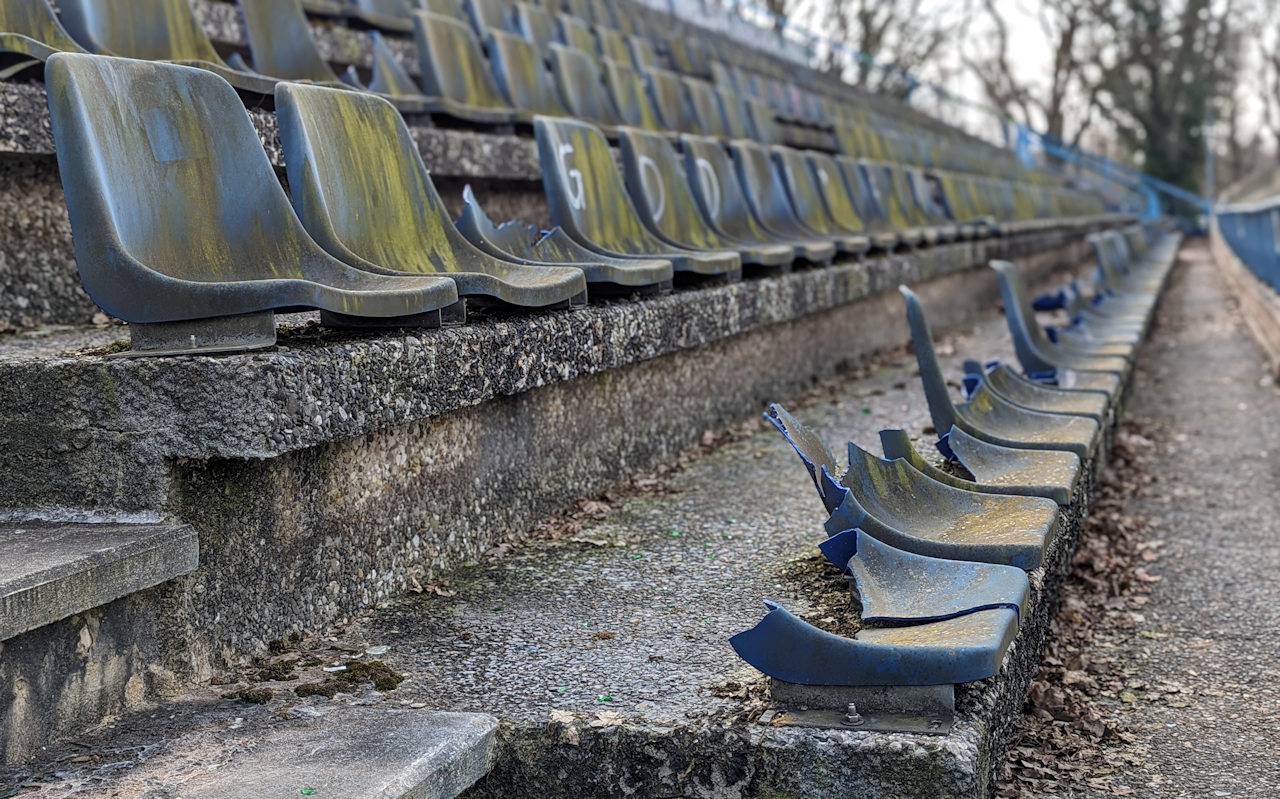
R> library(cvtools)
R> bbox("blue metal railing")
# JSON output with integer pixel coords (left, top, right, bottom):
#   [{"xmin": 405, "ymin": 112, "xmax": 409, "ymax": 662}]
[{"xmin": 1217, "ymin": 202, "xmax": 1280, "ymax": 291}]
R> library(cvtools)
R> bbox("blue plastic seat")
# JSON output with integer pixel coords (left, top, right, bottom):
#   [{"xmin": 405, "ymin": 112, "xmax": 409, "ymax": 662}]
[
  {"xmin": 534, "ymin": 116, "xmax": 742, "ymax": 281},
  {"xmin": 412, "ymin": 10, "xmax": 516, "ymax": 124},
  {"xmin": 46, "ymin": 54, "xmax": 460, "ymax": 355},
  {"xmin": 0, "ymin": 0, "xmax": 88, "ymax": 79},
  {"xmin": 547, "ymin": 44, "xmax": 622, "ymax": 131},
  {"xmin": 618, "ymin": 128, "xmax": 793, "ymax": 271},
  {"xmin": 902, "ymin": 286, "xmax": 1102, "ymax": 461},
  {"xmin": 681, "ymin": 135, "xmax": 835, "ymax": 264},
  {"xmin": 276, "ymin": 83, "xmax": 586, "ymax": 309},
  {"xmin": 878, "ymin": 429, "xmax": 1078, "ymax": 506},
  {"xmin": 60, "ymin": 0, "xmax": 278, "ymax": 96},
  {"xmin": 487, "ymin": 29, "xmax": 570, "ymax": 119}
]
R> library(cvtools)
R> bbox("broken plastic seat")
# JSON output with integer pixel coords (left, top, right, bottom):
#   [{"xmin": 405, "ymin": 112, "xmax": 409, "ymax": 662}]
[
  {"xmin": 618, "ymin": 128, "xmax": 794, "ymax": 271},
  {"xmin": 59, "ymin": 0, "xmax": 279, "ymax": 97},
  {"xmin": 46, "ymin": 53, "xmax": 460, "ymax": 355},
  {"xmin": 878, "ymin": 429, "xmax": 1078, "ymax": 507},
  {"xmin": 902, "ymin": 286, "xmax": 1102, "ymax": 461},
  {"xmin": 456, "ymin": 185, "xmax": 674, "ymax": 296},
  {"xmin": 276, "ymin": 83, "xmax": 586, "ymax": 309},
  {"xmin": 487, "ymin": 29, "xmax": 570, "ymax": 119},
  {"xmin": 680, "ymin": 135, "xmax": 835, "ymax": 265},
  {"xmin": 963, "ymin": 361, "xmax": 1111, "ymax": 425},
  {"xmin": 533, "ymin": 116, "xmax": 742, "ymax": 281},
  {"xmin": 0, "ymin": 0, "xmax": 89, "ymax": 79},
  {"xmin": 730, "ymin": 600, "xmax": 1019, "ymax": 688},
  {"xmin": 412, "ymin": 10, "xmax": 516, "ymax": 124},
  {"xmin": 990, "ymin": 261, "xmax": 1132, "ymax": 382},
  {"xmin": 547, "ymin": 44, "xmax": 622, "ymax": 133},
  {"xmin": 766, "ymin": 405, "xmax": 1057, "ymax": 570},
  {"xmin": 818, "ymin": 526, "xmax": 1029, "ymax": 624},
  {"xmin": 772, "ymin": 146, "xmax": 870, "ymax": 256},
  {"xmin": 730, "ymin": 140, "xmax": 865, "ymax": 257}
]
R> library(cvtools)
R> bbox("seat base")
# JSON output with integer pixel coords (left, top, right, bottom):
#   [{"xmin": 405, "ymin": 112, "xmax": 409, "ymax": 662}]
[
  {"xmin": 122, "ymin": 311, "xmax": 278, "ymax": 357},
  {"xmin": 764, "ymin": 681, "xmax": 954, "ymax": 735}
]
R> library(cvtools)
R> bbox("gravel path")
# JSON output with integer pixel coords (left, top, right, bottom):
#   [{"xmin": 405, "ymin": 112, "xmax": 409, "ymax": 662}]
[{"xmin": 1099, "ymin": 243, "xmax": 1280, "ymax": 796}]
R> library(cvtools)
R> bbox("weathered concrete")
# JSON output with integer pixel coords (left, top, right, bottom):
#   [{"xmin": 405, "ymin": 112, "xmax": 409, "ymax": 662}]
[
  {"xmin": 0, "ymin": 522, "xmax": 197, "ymax": 640},
  {"xmin": 175, "ymin": 709, "xmax": 499, "ymax": 799},
  {"xmin": 0, "ymin": 229, "xmax": 1110, "ymax": 765}
]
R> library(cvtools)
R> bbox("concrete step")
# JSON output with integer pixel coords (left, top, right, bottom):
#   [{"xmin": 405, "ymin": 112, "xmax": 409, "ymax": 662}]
[
  {"xmin": 176, "ymin": 707, "xmax": 499, "ymax": 799},
  {"xmin": 0, "ymin": 521, "xmax": 198, "ymax": 642}
]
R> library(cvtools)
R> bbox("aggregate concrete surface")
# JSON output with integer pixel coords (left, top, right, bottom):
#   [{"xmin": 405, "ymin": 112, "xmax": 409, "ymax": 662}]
[{"xmin": 1090, "ymin": 245, "xmax": 1280, "ymax": 796}]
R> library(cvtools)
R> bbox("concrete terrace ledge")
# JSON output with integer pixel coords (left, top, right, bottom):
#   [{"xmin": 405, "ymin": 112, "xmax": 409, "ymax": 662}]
[
  {"xmin": 0, "ymin": 522, "xmax": 198, "ymax": 641},
  {"xmin": 0, "ymin": 223, "xmax": 1118, "ymax": 765}
]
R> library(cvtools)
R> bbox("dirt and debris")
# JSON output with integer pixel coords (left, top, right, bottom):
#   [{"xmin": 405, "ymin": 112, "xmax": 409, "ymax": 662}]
[
  {"xmin": 775, "ymin": 551, "xmax": 863, "ymax": 638},
  {"xmin": 997, "ymin": 421, "xmax": 1160, "ymax": 797},
  {"xmin": 293, "ymin": 660, "xmax": 405, "ymax": 698}
]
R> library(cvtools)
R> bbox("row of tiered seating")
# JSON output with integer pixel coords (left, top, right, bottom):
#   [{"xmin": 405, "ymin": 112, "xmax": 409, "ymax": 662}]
[
  {"xmin": 3, "ymin": 0, "xmax": 1120, "ymax": 355},
  {"xmin": 731, "ymin": 225, "xmax": 1177, "ymax": 708}
]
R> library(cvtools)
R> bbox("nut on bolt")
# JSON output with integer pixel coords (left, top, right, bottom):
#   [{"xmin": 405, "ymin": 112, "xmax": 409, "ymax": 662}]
[{"xmin": 842, "ymin": 702, "xmax": 864, "ymax": 726}]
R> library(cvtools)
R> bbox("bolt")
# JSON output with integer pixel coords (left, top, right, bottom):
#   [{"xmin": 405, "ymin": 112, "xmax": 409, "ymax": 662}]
[{"xmin": 842, "ymin": 702, "xmax": 864, "ymax": 726}]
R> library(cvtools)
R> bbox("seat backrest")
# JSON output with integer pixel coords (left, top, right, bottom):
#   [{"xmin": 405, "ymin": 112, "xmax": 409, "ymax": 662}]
[
  {"xmin": 533, "ymin": 115, "xmax": 670, "ymax": 254},
  {"xmin": 563, "ymin": 0, "xmax": 591, "ymax": 21},
  {"xmin": 557, "ymin": 12, "xmax": 594, "ymax": 52},
  {"xmin": 595, "ymin": 25, "xmax": 629, "ymax": 63},
  {"xmin": 682, "ymin": 77, "xmax": 728, "ymax": 138},
  {"xmin": 714, "ymin": 88, "xmax": 751, "ymax": 139},
  {"xmin": 601, "ymin": 58, "xmax": 661, "ymax": 130},
  {"xmin": 365, "ymin": 29, "xmax": 424, "ymax": 96},
  {"xmin": 45, "ymin": 54, "xmax": 340, "ymax": 312},
  {"xmin": 0, "ymin": 0, "xmax": 87, "ymax": 57},
  {"xmin": 587, "ymin": 0, "xmax": 616, "ymax": 28},
  {"xmin": 645, "ymin": 66, "xmax": 696, "ymax": 133},
  {"xmin": 464, "ymin": 0, "xmax": 514, "ymax": 36},
  {"xmin": 412, "ymin": 10, "xmax": 511, "ymax": 111},
  {"xmin": 514, "ymin": 1, "xmax": 556, "ymax": 53},
  {"xmin": 625, "ymin": 34, "xmax": 656, "ymax": 70},
  {"xmin": 238, "ymin": 0, "xmax": 340, "ymax": 82},
  {"xmin": 744, "ymin": 98, "xmax": 781, "ymax": 144},
  {"xmin": 488, "ymin": 28, "xmax": 566, "ymax": 115},
  {"xmin": 276, "ymin": 81, "xmax": 481, "ymax": 274},
  {"xmin": 547, "ymin": 43, "xmax": 620, "ymax": 127},
  {"xmin": 729, "ymin": 139, "xmax": 806, "ymax": 233},
  {"xmin": 807, "ymin": 152, "xmax": 864, "ymax": 233},
  {"xmin": 60, "ymin": 0, "xmax": 225, "ymax": 63},
  {"xmin": 773, "ymin": 146, "xmax": 838, "ymax": 235},
  {"xmin": 421, "ymin": 0, "xmax": 466, "ymax": 17},
  {"xmin": 618, "ymin": 127, "xmax": 719, "ymax": 249},
  {"xmin": 680, "ymin": 134, "xmax": 774, "ymax": 243}
]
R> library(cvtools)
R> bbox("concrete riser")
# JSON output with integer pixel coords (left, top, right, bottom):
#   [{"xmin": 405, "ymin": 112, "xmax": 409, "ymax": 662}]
[{"xmin": 0, "ymin": 233, "xmax": 1102, "ymax": 765}]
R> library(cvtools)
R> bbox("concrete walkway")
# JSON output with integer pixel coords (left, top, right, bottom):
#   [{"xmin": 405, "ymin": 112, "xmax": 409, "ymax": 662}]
[{"xmin": 1107, "ymin": 244, "xmax": 1280, "ymax": 796}]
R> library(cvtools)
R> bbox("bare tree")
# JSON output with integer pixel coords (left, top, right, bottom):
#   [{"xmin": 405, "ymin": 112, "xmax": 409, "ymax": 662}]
[
  {"xmin": 961, "ymin": 0, "xmax": 1097, "ymax": 145},
  {"xmin": 814, "ymin": 0, "xmax": 955, "ymax": 100}
]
